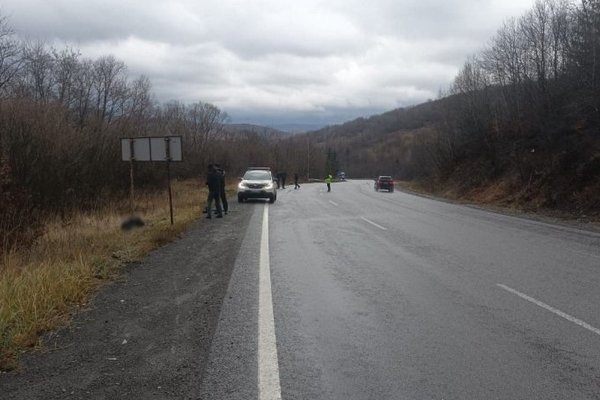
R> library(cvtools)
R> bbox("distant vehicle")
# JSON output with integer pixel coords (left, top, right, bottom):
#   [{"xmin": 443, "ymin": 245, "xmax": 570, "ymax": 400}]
[
  {"xmin": 337, "ymin": 172, "xmax": 346, "ymax": 181},
  {"xmin": 374, "ymin": 176, "xmax": 394, "ymax": 192},
  {"xmin": 238, "ymin": 168, "xmax": 277, "ymax": 203}
]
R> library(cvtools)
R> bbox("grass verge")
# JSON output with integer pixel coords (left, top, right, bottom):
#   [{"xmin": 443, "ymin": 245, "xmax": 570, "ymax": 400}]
[{"xmin": 0, "ymin": 180, "xmax": 206, "ymax": 371}]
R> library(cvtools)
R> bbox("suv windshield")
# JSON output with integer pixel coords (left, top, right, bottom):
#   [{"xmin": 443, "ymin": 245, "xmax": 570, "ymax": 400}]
[{"xmin": 243, "ymin": 170, "xmax": 272, "ymax": 180}]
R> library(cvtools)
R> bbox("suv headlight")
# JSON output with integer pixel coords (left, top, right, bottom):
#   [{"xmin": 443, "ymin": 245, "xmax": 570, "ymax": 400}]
[
  {"xmin": 238, "ymin": 182, "xmax": 247, "ymax": 189},
  {"xmin": 265, "ymin": 182, "xmax": 274, "ymax": 189}
]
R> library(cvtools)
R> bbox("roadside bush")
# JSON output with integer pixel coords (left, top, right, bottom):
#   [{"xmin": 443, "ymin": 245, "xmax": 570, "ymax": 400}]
[{"xmin": 0, "ymin": 159, "xmax": 41, "ymax": 253}]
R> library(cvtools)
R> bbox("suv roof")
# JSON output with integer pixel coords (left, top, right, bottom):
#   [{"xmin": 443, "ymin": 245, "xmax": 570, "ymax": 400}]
[{"xmin": 247, "ymin": 167, "xmax": 271, "ymax": 171}]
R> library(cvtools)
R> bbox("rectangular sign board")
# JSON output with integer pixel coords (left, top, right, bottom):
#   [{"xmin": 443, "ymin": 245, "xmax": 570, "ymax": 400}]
[{"xmin": 121, "ymin": 136, "xmax": 183, "ymax": 162}]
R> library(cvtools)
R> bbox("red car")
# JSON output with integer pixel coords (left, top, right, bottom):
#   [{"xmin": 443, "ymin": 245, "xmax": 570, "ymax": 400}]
[{"xmin": 374, "ymin": 176, "xmax": 394, "ymax": 192}]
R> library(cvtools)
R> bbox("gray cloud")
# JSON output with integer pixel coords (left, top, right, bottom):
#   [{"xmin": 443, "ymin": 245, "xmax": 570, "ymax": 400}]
[{"xmin": 2, "ymin": 0, "xmax": 535, "ymax": 127}]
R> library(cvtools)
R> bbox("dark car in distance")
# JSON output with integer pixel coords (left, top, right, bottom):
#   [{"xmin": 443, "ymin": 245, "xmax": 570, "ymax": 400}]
[{"xmin": 374, "ymin": 176, "xmax": 394, "ymax": 192}]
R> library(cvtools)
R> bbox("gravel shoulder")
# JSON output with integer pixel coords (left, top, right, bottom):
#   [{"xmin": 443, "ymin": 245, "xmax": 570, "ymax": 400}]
[{"xmin": 0, "ymin": 206, "xmax": 252, "ymax": 400}]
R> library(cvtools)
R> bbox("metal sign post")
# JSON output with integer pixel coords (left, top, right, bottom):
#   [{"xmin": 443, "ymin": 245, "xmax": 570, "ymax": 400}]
[
  {"xmin": 121, "ymin": 136, "xmax": 183, "ymax": 225},
  {"xmin": 165, "ymin": 137, "xmax": 174, "ymax": 225},
  {"xmin": 129, "ymin": 138, "xmax": 135, "ymax": 215}
]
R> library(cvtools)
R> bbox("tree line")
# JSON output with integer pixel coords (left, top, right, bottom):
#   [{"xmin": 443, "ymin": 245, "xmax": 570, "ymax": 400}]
[
  {"xmin": 0, "ymin": 12, "xmax": 334, "ymax": 250},
  {"xmin": 431, "ymin": 0, "xmax": 599, "ymax": 211},
  {"xmin": 306, "ymin": 0, "xmax": 599, "ymax": 213},
  {"xmin": 0, "ymin": 15, "xmax": 260, "ymax": 249},
  {"xmin": 3, "ymin": 0, "xmax": 600, "ymax": 248}
]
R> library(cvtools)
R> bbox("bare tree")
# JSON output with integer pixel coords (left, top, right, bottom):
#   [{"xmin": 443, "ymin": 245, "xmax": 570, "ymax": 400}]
[
  {"xmin": 20, "ymin": 41, "xmax": 54, "ymax": 102},
  {"xmin": 93, "ymin": 55, "xmax": 126, "ymax": 124},
  {"xmin": 0, "ymin": 15, "xmax": 21, "ymax": 96},
  {"xmin": 72, "ymin": 59, "xmax": 95, "ymax": 127},
  {"xmin": 52, "ymin": 46, "xmax": 80, "ymax": 106}
]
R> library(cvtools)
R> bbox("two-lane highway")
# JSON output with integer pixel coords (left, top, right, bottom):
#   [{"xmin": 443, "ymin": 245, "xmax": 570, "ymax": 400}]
[{"xmin": 201, "ymin": 179, "xmax": 600, "ymax": 399}]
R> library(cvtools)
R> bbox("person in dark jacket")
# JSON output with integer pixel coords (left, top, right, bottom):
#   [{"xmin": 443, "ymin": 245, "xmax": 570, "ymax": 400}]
[
  {"xmin": 215, "ymin": 164, "xmax": 228, "ymax": 215},
  {"xmin": 280, "ymin": 171, "xmax": 287, "ymax": 189},
  {"xmin": 294, "ymin": 173, "xmax": 300, "ymax": 189},
  {"xmin": 205, "ymin": 164, "xmax": 223, "ymax": 219}
]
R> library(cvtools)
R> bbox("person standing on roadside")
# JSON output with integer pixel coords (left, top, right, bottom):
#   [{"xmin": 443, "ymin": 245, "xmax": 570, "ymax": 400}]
[
  {"xmin": 205, "ymin": 164, "xmax": 223, "ymax": 219},
  {"xmin": 215, "ymin": 164, "xmax": 228, "ymax": 215},
  {"xmin": 294, "ymin": 172, "xmax": 300, "ymax": 189},
  {"xmin": 280, "ymin": 171, "xmax": 287, "ymax": 189},
  {"xmin": 325, "ymin": 174, "xmax": 332, "ymax": 192}
]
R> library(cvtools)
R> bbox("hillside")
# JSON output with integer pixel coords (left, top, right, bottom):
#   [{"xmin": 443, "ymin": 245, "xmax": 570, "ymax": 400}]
[{"xmin": 291, "ymin": 89, "xmax": 599, "ymax": 217}]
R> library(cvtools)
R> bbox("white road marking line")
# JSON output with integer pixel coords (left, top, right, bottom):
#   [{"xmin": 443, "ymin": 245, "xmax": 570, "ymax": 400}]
[
  {"xmin": 329, "ymin": 200, "xmax": 339, "ymax": 206},
  {"xmin": 497, "ymin": 284, "xmax": 600, "ymax": 337},
  {"xmin": 258, "ymin": 204, "xmax": 282, "ymax": 400},
  {"xmin": 361, "ymin": 217, "xmax": 388, "ymax": 231}
]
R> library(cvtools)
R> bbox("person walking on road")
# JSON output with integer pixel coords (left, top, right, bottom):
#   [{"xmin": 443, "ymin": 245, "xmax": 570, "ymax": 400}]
[
  {"xmin": 215, "ymin": 164, "xmax": 228, "ymax": 215},
  {"xmin": 205, "ymin": 164, "xmax": 223, "ymax": 219},
  {"xmin": 325, "ymin": 174, "xmax": 332, "ymax": 192},
  {"xmin": 294, "ymin": 173, "xmax": 300, "ymax": 189}
]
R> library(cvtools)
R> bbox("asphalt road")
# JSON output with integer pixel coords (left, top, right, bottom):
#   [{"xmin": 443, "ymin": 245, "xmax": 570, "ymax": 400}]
[
  {"xmin": 2, "ymin": 179, "xmax": 599, "ymax": 399},
  {"xmin": 204, "ymin": 179, "xmax": 600, "ymax": 399}
]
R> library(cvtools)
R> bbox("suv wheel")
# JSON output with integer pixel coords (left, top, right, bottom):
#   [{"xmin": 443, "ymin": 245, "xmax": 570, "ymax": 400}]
[
  {"xmin": 269, "ymin": 195, "xmax": 276, "ymax": 203},
  {"xmin": 238, "ymin": 195, "xmax": 245, "ymax": 203}
]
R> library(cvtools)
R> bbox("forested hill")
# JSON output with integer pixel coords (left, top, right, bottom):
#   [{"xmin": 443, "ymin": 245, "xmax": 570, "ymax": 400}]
[
  {"xmin": 300, "ymin": 0, "xmax": 600, "ymax": 217},
  {"xmin": 301, "ymin": 100, "xmax": 442, "ymax": 180}
]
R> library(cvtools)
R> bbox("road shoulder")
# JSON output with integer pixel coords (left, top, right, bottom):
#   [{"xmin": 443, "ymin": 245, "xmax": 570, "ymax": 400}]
[
  {"xmin": 0, "ymin": 206, "xmax": 252, "ymax": 400},
  {"xmin": 394, "ymin": 182, "xmax": 600, "ymax": 235}
]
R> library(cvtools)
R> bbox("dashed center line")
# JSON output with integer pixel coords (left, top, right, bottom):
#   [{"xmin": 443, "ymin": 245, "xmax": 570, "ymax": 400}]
[
  {"xmin": 258, "ymin": 204, "xmax": 282, "ymax": 400},
  {"xmin": 497, "ymin": 284, "xmax": 600, "ymax": 337},
  {"xmin": 361, "ymin": 217, "xmax": 388, "ymax": 231},
  {"xmin": 329, "ymin": 200, "xmax": 339, "ymax": 206}
]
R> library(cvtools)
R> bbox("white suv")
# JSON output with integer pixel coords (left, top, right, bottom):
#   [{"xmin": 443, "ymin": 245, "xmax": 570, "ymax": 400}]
[{"xmin": 237, "ymin": 168, "xmax": 277, "ymax": 203}]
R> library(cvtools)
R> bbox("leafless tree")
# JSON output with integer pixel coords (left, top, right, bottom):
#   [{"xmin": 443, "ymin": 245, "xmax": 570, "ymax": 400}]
[
  {"xmin": 20, "ymin": 41, "xmax": 55, "ymax": 102},
  {"xmin": 0, "ymin": 15, "xmax": 21, "ymax": 96},
  {"xmin": 93, "ymin": 55, "xmax": 127, "ymax": 124},
  {"xmin": 53, "ymin": 46, "xmax": 80, "ymax": 106}
]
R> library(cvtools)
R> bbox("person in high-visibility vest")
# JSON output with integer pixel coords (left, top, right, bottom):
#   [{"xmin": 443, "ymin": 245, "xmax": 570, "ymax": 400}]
[{"xmin": 325, "ymin": 174, "xmax": 332, "ymax": 192}]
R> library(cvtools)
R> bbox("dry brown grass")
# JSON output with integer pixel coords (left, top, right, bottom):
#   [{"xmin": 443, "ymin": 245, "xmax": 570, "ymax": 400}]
[{"xmin": 0, "ymin": 179, "xmax": 205, "ymax": 370}]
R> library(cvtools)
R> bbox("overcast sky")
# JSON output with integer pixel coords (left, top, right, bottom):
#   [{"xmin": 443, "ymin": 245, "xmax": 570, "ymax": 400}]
[{"xmin": 2, "ymin": 0, "xmax": 534, "ymax": 128}]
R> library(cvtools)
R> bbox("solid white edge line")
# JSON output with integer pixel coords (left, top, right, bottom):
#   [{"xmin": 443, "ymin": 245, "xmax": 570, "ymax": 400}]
[
  {"xmin": 497, "ymin": 284, "xmax": 600, "ymax": 337},
  {"xmin": 258, "ymin": 204, "xmax": 282, "ymax": 400},
  {"xmin": 329, "ymin": 200, "xmax": 339, "ymax": 207},
  {"xmin": 361, "ymin": 217, "xmax": 388, "ymax": 231}
]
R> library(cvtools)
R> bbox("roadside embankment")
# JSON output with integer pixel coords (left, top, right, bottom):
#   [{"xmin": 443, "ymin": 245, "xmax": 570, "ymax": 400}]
[{"xmin": 0, "ymin": 180, "xmax": 207, "ymax": 370}]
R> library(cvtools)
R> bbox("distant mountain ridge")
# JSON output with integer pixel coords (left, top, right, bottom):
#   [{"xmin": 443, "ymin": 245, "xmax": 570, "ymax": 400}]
[
  {"xmin": 224, "ymin": 123, "xmax": 289, "ymax": 136},
  {"xmin": 225, "ymin": 122, "xmax": 329, "ymax": 134}
]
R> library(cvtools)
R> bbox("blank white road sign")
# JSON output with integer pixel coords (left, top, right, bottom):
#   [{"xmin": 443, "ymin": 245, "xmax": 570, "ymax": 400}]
[{"xmin": 121, "ymin": 136, "xmax": 183, "ymax": 162}]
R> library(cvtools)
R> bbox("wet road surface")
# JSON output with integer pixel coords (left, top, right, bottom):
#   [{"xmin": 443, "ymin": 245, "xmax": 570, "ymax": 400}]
[{"xmin": 204, "ymin": 179, "xmax": 600, "ymax": 399}]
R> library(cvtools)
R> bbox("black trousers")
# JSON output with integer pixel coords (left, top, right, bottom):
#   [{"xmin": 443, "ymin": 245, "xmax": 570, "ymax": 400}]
[
  {"xmin": 206, "ymin": 191, "xmax": 222, "ymax": 217},
  {"xmin": 220, "ymin": 189, "xmax": 228, "ymax": 212}
]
